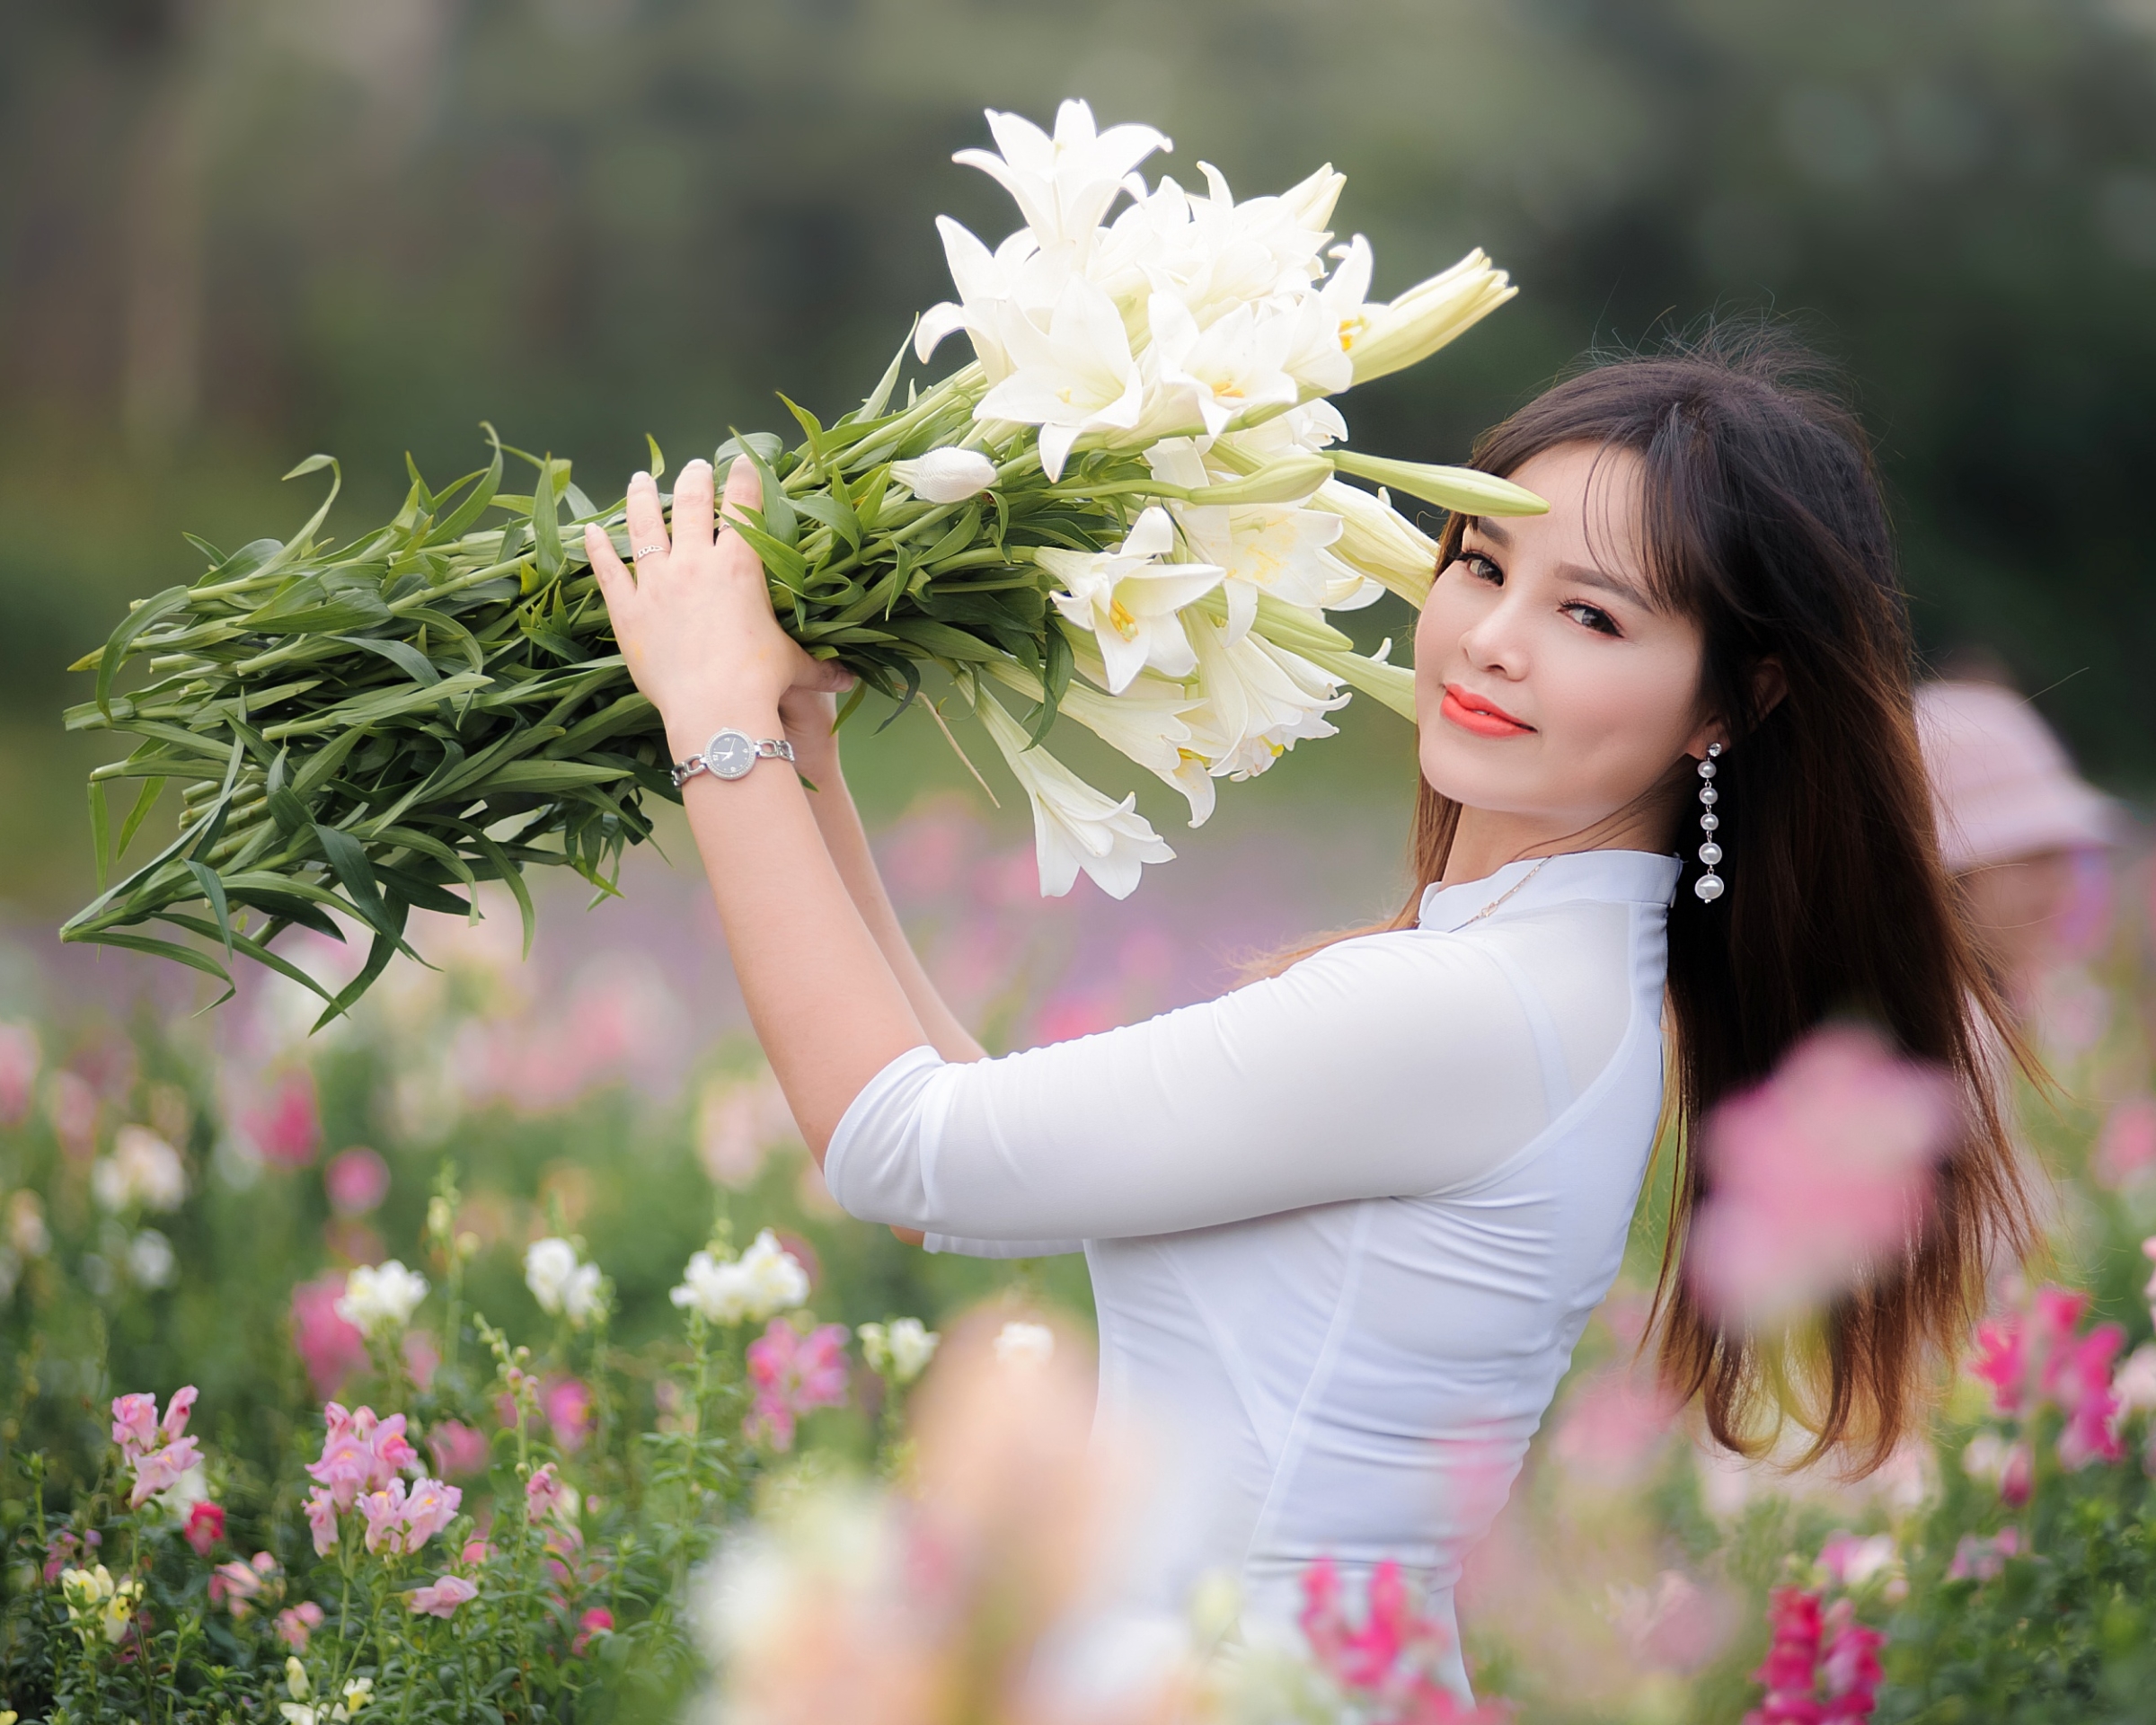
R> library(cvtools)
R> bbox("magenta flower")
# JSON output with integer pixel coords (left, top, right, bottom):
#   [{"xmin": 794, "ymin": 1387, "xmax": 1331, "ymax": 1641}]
[
  {"xmin": 1971, "ymin": 1287, "xmax": 2127, "ymax": 1472},
  {"xmin": 209, "ymin": 1553, "xmax": 278, "ymax": 1616},
  {"xmin": 127, "ymin": 1438, "xmax": 201, "ymax": 1508},
  {"xmin": 1946, "ymin": 1526, "xmax": 2021, "ymax": 1582},
  {"xmin": 1690, "ymin": 1026, "xmax": 1957, "ymax": 1328},
  {"xmin": 426, "ymin": 1420, "xmax": 490, "ymax": 1482},
  {"xmin": 241, "ymin": 1067, "xmax": 322, "ymax": 1168},
  {"xmin": 1820, "ymin": 1598, "xmax": 1885, "ymax": 1723},
  {"xmin": 526, "ymin": 1462, "xmax": 568, "ymax": 1524},
  {"xmin": 744, "ymin": 1320, "xmax": 851, "ymax": 1451},
  {"xmin": 542, "ymin": 1376, "xmax": 596, "ymax": 1455},
  {"xmin": 1745, "ymin": 1586, "xmax": 1824, "ymax": 1724},
  {"xmin": 42, "ymin": 1527, "xmax": 101, "ymax": 1585},
  {"xmin": 325, "ymin": 1146, "xmax": 392, "ymax": 1216},
  {"xmin": 572, "ymin": 1606, "xmax": 614, "ymax": 1656},
  {"xmin": 1297, "ymin": 1558, "xmax": 1505, "ymax": 1722},
  {"xmin": 289, "ymin": 1276, "xmax": 368, "ymax": 1400},
  {"xmin": 405, "ymin": 1574, "xmax": 478, "ymax": 1619},
  {"xmin": 276, "ymin": 1601, "xmax": 324, "ymax": 1650},
  {"xmin": 182, "ymin": 1500, "xmax": 225, "ymax": 1556}
]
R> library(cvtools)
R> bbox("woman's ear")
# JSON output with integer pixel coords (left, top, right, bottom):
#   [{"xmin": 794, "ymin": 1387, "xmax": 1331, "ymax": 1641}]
[{"xmin": 1751, "ymin": 657, "xmax": 1789, "ymax": 721}]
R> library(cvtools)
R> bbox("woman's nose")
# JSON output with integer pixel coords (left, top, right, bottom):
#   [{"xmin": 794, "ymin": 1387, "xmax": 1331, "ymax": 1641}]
[{"xmin": 1458, "ymin": 595, "xmax": 1531, "ymax": 678}]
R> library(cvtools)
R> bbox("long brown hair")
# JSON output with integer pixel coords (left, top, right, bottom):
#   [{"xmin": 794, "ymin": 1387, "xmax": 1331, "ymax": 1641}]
[{"xmin": 1382, "ymin": 330, "xmax": 2036, "ymax": 1471}]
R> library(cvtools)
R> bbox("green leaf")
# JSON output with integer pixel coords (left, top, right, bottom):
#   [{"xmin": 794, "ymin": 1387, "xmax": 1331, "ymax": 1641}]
[
  {"xmin": 89, "ymin": 780, "xmax": 110, "ymax": 892},
  {"xmin": 312, "ymin": 907, "xmax": 407, "ymax": 1031},
  {"xmin": 646, "ymin": 433, "xmax": 667, "ymax": 480},
  {"xmin": 94, "ymin": 585, "xmax": 191, "ymax": 720},
  {"xmin": 159, "ymin": 911, "xmax": 335, "ymax": 1002},
  {"xmin": 729, "ymin": 518, "xmax": 810, "ymax": 592},
  {"xmin": 313, "ymin": 822, "xmax": 396, "ymax": 939},
  {"xmin": 530, "ymin": 457, "xmax": 565, "ymax": 579},
  {"xmin": 336, "ymin": 633, "xmax": 442, "ymax": 686},
  {"xmin": 69, "ymin": 929, "xmax": 233, "ymax": 987},
  {"xmin": 245, "ymin": 456, "xmax": 344, "ymax": 588},
  {"xmin": 422, "ymin": 436, "xmax": 505, "ymax": 545},
  {"xmin": 464, "ymin": 830, "xmax": 535, "ymax": 958},
  {"xmin": 731, "ymin": 433, "xmax": 797, "ymax": 544},
  {"xmin": 183, "ymin": 859, "xmax": 234, "ymax": 961},
  {"xmin": 479, "ymin": 759, "xmax": 633, "ymax": 795},
  {"xmin": 880, "ymin": 618, "xmax": 1003, "ymax": 662},
  {"xmin": 116, "ymin": 777, "xmax": 166, "ymax": 860}
]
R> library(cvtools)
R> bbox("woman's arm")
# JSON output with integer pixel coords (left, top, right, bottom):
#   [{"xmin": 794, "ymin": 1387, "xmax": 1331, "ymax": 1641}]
[
  {"xmin": 584, "ymin": 458, "xmax": 936, "ymax": 1161},
  {"xmin": 779, "ymin": 697, "xmax": 986, "ymax": 1065}
]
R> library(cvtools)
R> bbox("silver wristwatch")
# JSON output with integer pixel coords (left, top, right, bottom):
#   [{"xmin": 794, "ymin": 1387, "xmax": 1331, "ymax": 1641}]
[{"xmin": 671, "ymin": 728, "xmax": 795, "ymax": 787}]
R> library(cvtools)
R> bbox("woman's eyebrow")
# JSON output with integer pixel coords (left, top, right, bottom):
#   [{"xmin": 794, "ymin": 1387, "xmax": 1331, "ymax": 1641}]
[{"xmin": 1557, "ymin": 561, "xmax": 1653, "ymax": 606}]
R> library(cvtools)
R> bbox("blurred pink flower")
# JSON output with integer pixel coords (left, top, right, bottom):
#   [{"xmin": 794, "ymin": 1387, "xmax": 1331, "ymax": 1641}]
[
  {"xmin": 405, "ymin": 1575, "xmax": 478, "ymax": 1618},
  {"xmin": 461, "ymin": 1538, "xmax": 494, "ymax": 1566},
  {"xmin": 276, "ymin": 1601, "xmax": 324, "ymax": 1650},
  {"xmin": 1030, "ymin": 986, "xmax": 1121, "ymax": 1045},
  {"xmin": 1689, "ymin": 1025, "xmax": 1957, "ymax": 1328},
  {"xmin": 289, "ymin": 1277, "xmax": 368, "ymax": 1400},
  {"xmin": 1745, "ymin": 1586, "xmax": 1823, "ymax": 1724},
  {"xmin": 1971, "ymin": 1287, "xmax": 2125, "ymax": 1469},
  {"xmin": 427, "ymin": 1420, "xmax": 490, "ymax": 1481},
  {"xmin": 403, "ymin": 1330, "xmax": 440, "ymax": 1391},
  {"xmin": 880, "ymin": 801, "xmax": 977, "ymax": 899},
  {"xmin": 571, "ymin": 1606, "xmax": 614, "ymax": 1656},
  {"xmin": 1819, "ymin": 1597, "xmax": 1886, "ymax": 1723},
  {"xmin": 209, "ymin": 1552, "xmax": 279, "ymax": 1616},
  {"xmin": 1606, "ymin": 1569, "xmax": 1732, "ymax": 1673},
  {"xmin": 324, "ymin": 1146, "xmax": 391, "ymax": 1216},
  {"xmin": 110, "ymin": 1393, "xmax": 160, "ymax": 1459},
  {"xmin": 0, "ymin": 1022, "xmax": 40, "ymax": 1126},
  {"xmin": 2000, "ymin": 1440, "xmax": 2034, "ymax": 1508},
  {"xmin": 2094, "ymin": 1098, "xmax": 2156, "ymax": 1190},
  {"xmin": 182, "ymin": 1500, "xmax": 225, "ymax": 1556},
  {"xmin": 542, "ymin": 1376, "xmax": 596, "ymax": 1454},
  {"xmin": 1549, "ymin": 1366, "xmax": 1681, "ymax": 1488},
  {"xmin": 1946, "ymin": 1526, "xmax": 2021, "ymax": 1582},
  {"xmin": 744, "ymin": 1320, "xmax": 851, "ymax": 1452},
  {"xmin": 241, "ymin": 1068, "xmax": 323, "ymax": 1168},
  {"xmin": 1817, "ymin": 1532, "xmax": 1896, "ymax": 1589},
  {"xmin": 45, "ymin": 1069, "xmax": 101, "ymax": 1161},
  {"xmin": 42, "ymin": 1527, "xmax": 100, "ymax": 1585},
  {"xmin": 1299, "ymin": 1558, "xmax": 1502, "ymax": 1721},
  {"xmin": 694, "ymin": 1071, "xmax": 798, "ymax": 1190}
]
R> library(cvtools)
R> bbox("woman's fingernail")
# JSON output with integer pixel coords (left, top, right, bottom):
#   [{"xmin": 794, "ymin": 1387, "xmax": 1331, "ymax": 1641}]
[{"xmin": 631, "ymin": 470, "xmax": 650, "ymax": 485}]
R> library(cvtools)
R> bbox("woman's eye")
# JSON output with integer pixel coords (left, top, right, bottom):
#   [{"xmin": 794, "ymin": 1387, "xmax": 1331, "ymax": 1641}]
[
  {"xmin": 1561, "ymin": 601, "xmax": 1621, "ymax": 637},
  {"xmin": 1460, "ymin": 552, "xmax": 1502, "ymax": 584}
]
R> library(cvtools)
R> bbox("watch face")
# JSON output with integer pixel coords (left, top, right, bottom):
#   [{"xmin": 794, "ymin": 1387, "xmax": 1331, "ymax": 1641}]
[{"xmin": 705, "ymin": 730, "xmax": 757, "ymax": 780}]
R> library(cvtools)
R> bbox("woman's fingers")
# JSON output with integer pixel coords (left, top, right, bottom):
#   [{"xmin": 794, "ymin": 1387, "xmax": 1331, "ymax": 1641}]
[
  {"xmin": 623, "ymin": 471, "xmax": 670, "ymax": 570},
  {"xmin": 583, "ymin": 523, "xmax": 632, "ymax": 609},
  {"xmin": 715, "ymin": 457, "xmax": 764, "ymax": 582},
  {"xmin": 671, "ymin": 457, "xmax": 715, "ymax": 552}
]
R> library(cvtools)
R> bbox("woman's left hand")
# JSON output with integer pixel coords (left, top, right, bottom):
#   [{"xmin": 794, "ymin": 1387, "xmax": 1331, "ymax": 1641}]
[{"xmin": 584, "ymin": 457, "xmax": 852, "ymax": 756}]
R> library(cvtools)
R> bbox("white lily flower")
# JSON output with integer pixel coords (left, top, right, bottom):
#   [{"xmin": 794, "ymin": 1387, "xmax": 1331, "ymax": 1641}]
[
  {"xmin": 1182, "ymin": 610, "xmax": 1347, "ymax": 780},
  {"xmin": 1144, "ymin": 294, "xmax": 1301, "ymax": 439},
  {"xmin": 1213, "ymin": 398, "xmax": 1349, "ymax": 464},
  {"xmin": 1308, "ymin": 479, "xmax": 1445, "ymax": 604},
  {"xmin": 987, "ymin": 654, "xmax": 1215, "ymax": 827},
  {"xmin": 891, "ymin": 447, "xmax": 998, "ymax": 504},
  {"xmin": 335, "ymin": 1260, "xmax": 428, "ymax": 1338},
  {"xmin": 1344, "ymin": 248, "xmax": 1516, "ymax": 385},
  {"xmin": 971, "ymin": 688, "xmax": 1174, "ymax": 899},
  {"xmin": 953, "ymin": 100, "xmax": 1169, "ymax": 260},
  {"xmin": 1038, "ymin": 506, "xmax": 1224, "ymax": 693},
  {"xmin": 974, "ymin": 273, "xmax": 1147, "ymax": 481},
  {"xmin": 1276, "ymin": 162, "xmax": 1347, "ymax": 237},
  {"xmin": 1319, "ymin": 556, "xmax": 1389, "ymax": 611},
  {"xmin": 1145, "ymin": 439, "xmax": 1342, "ymax": 641},
  {"xmin": 915, "ymin": 218, "xmax": 1061, "ymax": 374}
]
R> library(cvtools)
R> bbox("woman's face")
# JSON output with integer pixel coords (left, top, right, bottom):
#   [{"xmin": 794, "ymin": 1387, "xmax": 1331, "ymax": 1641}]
[{"xmin": 1414, "ymin": 441, "xmax": 1719, "ymax": 841}]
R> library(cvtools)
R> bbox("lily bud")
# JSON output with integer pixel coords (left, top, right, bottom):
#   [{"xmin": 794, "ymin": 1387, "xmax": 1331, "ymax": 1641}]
[
  {"xmin": 1310, "ymin": 480, "xmax": 1446, "ymax": 605},
  {"xmin": 1330, "ymin": 450, "xmax": 1547, "ymax": 519},
  {"xmin": 1346, "ymin": 250, "xmax": 1517, "ymax": 385},
  {"xmin": 892, "ymin": 447, "xmax": 999, "ymax": 504},
  {"xmin": 1277, "ymin": 163, "xmax": 1346, "ymax": 235},
  {"xmin": 1180, "ymin": 452, "xmax": 1334, "ymax": 508}
]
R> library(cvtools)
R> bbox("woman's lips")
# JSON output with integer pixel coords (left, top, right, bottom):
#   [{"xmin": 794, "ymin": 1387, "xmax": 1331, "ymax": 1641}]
[{"xmin": 1440, "ymin": 684, "xmax": 1536, "ymax": 739}]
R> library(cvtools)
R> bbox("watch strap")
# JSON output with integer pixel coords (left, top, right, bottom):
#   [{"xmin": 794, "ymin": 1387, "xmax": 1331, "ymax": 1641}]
[{"xmin": 670, "ymin": 734, "xmax": 795, "ymax": 788}]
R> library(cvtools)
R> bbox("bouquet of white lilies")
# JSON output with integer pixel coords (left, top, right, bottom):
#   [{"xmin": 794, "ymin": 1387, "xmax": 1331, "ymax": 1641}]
[{"xmin": 64, "ymin": 101, "xmax": 1541, "ymax": 1017}]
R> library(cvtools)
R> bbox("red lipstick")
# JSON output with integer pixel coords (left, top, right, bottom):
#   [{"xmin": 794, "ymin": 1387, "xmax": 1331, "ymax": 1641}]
[{"xmin": 1440, "ymin": 683, "xmax": 1535, "ymax": 739}]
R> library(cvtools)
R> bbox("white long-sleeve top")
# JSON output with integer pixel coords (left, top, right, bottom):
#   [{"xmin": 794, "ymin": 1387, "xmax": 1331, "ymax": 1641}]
[{"xmin": 826, "ymin": 849, "xmax": 1682, "ymax": 1690}]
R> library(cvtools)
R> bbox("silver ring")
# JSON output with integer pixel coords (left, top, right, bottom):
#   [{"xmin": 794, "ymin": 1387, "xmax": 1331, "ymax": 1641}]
[{"xmin": 632, "ymin": 543, "xmax": 668, "ymax": 560}]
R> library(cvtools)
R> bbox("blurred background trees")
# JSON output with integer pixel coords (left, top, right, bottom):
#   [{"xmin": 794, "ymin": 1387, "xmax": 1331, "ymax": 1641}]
[{"xmin": 4, "ymin": 0, "xmax": 2154, "ymax": 909}]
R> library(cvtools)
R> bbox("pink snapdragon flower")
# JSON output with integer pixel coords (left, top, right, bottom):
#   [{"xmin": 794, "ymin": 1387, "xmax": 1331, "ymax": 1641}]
[
  {"xmin": 572, "ymin": 1606, "xmax": 614, "ymax": 1656},
  {"xmin": 306, "ymin": 1403, "xmax": 420, "ymax": 1508},
  {"xmin": 305, "ymin": 1488, "xmax": 340, "ymax": 1555},
  {"xmin": 542, "ymin": 1376, "xmax": 596, "ymax": 1454},
  {"xmin": 1745, "ymin": 1586, "xmax": 1823, "ymax": 1724},
  {"xmin": 240, "ymin": 1067, "xmax": 322, "ymax": 1168},
  {"xmin": 277, "ymin": 1601, "xmax": 325, "ymax": 1650},
  {"xmin": 1946, "ymin": 1526, "xmax": 2022, "ymax": 1582},
  {"xmin": 182, "ymin": 1500, "xmax": 225, "ymax": 1555},
  {"xmin": 110, "ymin": 1385, "xmax": 201, "ymax": 1508},
  {"xmin": 1971, "ymin": 1287, "xmax": 2126, "ymax": 1470},
  {"xmin": 1298, "ymin": 1558, "xmax": 1506, "ymax": 1722},
  {"xmin": 1820, "ymin": 1598, "xmax": 1885, "ymax": 1723},
  {"xmin": 405, "ymin": 1574, "xmax": 478, "ymax": 1618},
  {"xmin": 526, "ymin": 1462, "xmax": 569, "ymax": 1524},
  {"xmin": 358, "ymin": 1477, "xmax": 463, "ymax": 1555},
  {"xmin": 1690, "ymin": 1026, "xmax": 1957, "ymax": 1328},
  {"xmin": 324, "ymin": 1146, "xmax": 391, "ymax": 1216},
  {"xmin": 744, "ymin": 1320, "xmax": 851, "ymax": 1451}
]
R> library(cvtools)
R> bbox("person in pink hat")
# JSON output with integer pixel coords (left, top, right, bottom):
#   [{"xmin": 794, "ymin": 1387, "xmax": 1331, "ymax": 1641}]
[{"xmin": 1915, "ymin": 676, "xmax": 2116, "ymax": 1000}]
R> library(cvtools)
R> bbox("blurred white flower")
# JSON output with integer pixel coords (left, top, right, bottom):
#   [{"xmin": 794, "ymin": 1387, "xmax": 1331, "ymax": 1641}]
[
  {"xmin": 1961, "ymin": 1430, "xmax": 2011, "ymax": 1485},
  {"xmin": 972, "ymin": 689, "xmax": 1174, "ymax": 899},
  {"xmin": 1039, "ymin": 506, "xmax": 1223, "ymax": 692},
  {"xmin": 857, "ymin": 1317, "xmax": 941, "ymax": 1385},
  {"xmin": 669, "ymin": 1228, "xmax": 808, "ymax": 1327},
  {"xmin": 525, "ymin": 1237, "xmax": 605, "ymax": 1328},
  {"xmin": 994, "ymin": 1322, "xmax": 1056, "ymax": 1368},
  {"xmin": 127, "ymin": 1229, "xmax": 177, "ymax": 1290},
  {"xmin": 891, "ymin": 447, "xmax": 999, "ymax": 504},
  {"xmin": 92, "ymin": 1126, "xmax": 188, "ymax": 1214},
  {"xmin": 336, "ymin": 1260, "xmax": 428, "ymax": 1338}
]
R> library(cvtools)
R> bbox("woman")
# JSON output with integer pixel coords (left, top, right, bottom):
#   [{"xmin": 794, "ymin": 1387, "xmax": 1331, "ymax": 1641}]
[{"xmin": 583, "ymin": 333, "xmax": 2032, "ymax": 1690}]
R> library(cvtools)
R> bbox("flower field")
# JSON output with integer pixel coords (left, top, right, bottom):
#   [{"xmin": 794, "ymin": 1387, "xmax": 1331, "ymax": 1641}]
[{"xmin": 3, "ymin": 800, "xmax": 2155, "ymax": 1723}]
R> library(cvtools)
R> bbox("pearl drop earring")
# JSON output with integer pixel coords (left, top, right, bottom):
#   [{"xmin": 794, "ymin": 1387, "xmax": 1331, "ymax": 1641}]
[{"xmin": 1693, "ymin": 743, "xmax": 1725, "ymax": 903}]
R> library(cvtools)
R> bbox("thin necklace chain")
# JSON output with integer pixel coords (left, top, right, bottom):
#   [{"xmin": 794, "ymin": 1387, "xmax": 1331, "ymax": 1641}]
[{"xmin": 1463, "ymin": 856, "xmax": 1551, "ymax": 925}]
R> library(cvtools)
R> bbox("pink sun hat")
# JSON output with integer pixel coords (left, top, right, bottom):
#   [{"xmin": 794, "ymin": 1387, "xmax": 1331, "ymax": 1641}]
[{"xmin": 1913, "ymin": 680, "xmax": 2117, "ymax": 872}]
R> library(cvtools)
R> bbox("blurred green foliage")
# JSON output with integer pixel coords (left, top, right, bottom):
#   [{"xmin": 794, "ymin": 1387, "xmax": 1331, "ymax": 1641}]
[{"xmin": 4, "ymin": 0, "xmax": 2154, "ymax": 911}]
